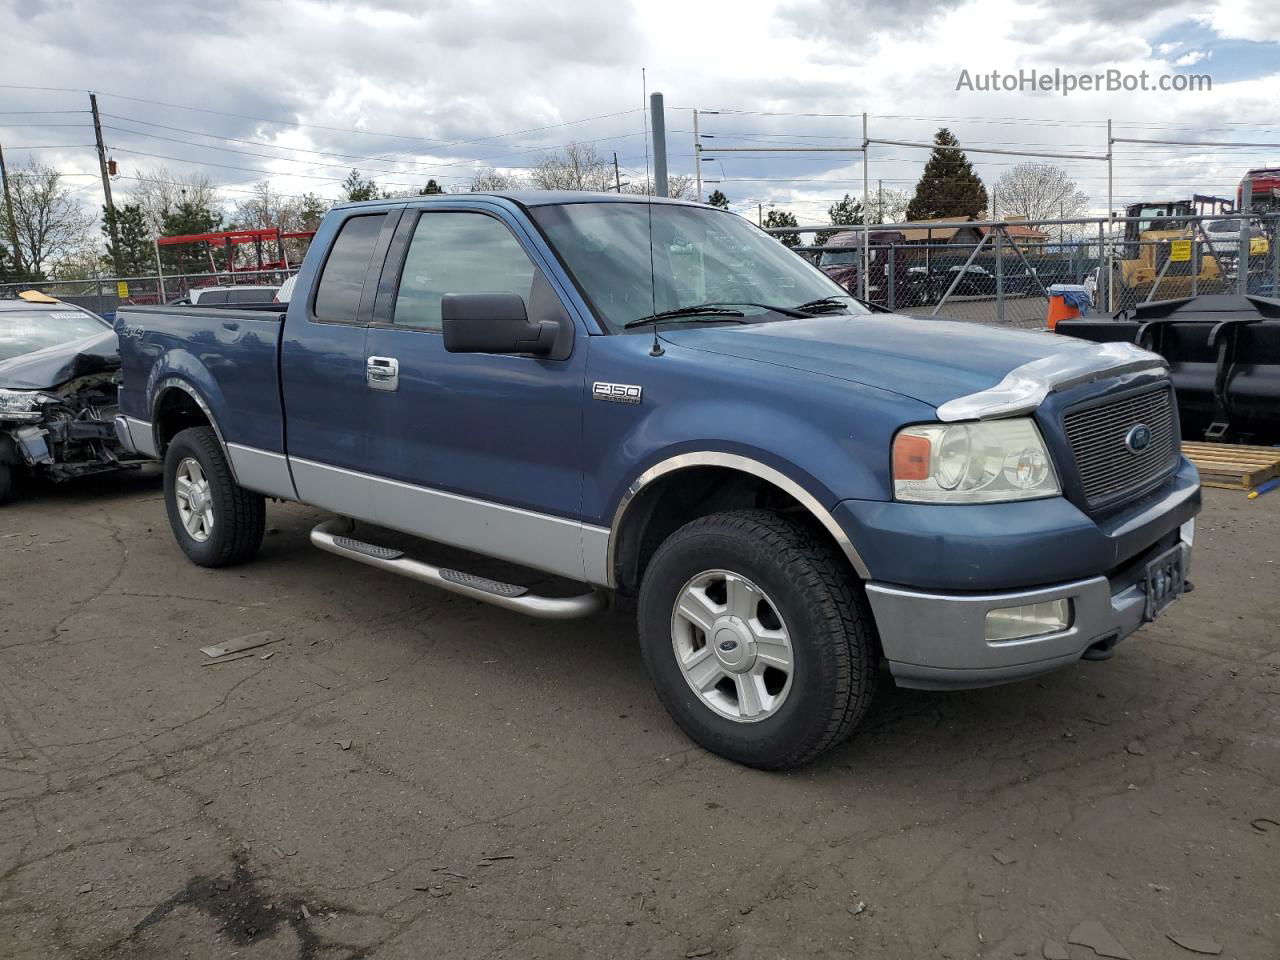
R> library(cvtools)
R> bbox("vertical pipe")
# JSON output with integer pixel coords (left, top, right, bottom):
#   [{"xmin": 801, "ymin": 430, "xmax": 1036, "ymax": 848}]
[
  {"xmin": 692, "ymin": 109, "xmax": 701, "ymax": 203},
  {"xmin": 1238, "ymin": 180, "xmax": 1253, "ymax": 295},
  {"xmin": 861, "ymin": 112, "xmax": 870, "ymax": 301},
  {"xmin": 886, "ymin": 245, "xmax": 896, "ymax": 311},
  {"xmin": 649, "ymin": 92, "xmax": 668, "ymax": 198},
  {"xmin": 1097, "ymin": 220, "xmax": 1106, "ymax": 313},
  {"xmin": 994, "ymin": 228, "xmax": 1005, "ymax": 326},
  {"xmin": 1106, "ymin": 118, "xmax": 1115, "ymax": 313},
  {"xmin": 153, "ymin": 235, "xmax": 166, "ymax": 305},
  {"xmin": 1272, "ymin": 214, "xmax": 1280, "ymax": 297}
]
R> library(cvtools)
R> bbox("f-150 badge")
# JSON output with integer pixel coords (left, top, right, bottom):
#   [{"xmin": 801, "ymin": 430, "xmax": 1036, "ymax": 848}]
[{"xmin": 592, "ymin": 382, "xmax": 643, "ymax": 404}]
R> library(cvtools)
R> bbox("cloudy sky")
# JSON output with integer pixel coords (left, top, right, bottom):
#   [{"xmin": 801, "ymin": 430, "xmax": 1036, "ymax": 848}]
[{"xmin": 2, "ymin": 0, "xmax": 1278, "ymax": 224}]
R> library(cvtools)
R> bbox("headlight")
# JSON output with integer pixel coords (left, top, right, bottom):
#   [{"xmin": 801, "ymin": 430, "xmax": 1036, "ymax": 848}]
[
  {"xmin": 892, "ymin": 418, "xmax": 1060, "ymax": 503},
  {"xmin": 0, "ymin": 389, "xmax": 53, "ymax": 422}
]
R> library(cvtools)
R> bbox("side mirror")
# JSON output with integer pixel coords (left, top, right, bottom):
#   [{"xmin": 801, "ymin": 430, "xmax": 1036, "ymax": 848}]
[{"xmin": 441, "ymin": 293, "xmax": 558, "ymax": 356}]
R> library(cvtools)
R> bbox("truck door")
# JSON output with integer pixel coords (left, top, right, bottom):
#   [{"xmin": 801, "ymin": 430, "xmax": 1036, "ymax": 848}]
[
  {"xmin": 281, "ymin": 209, "xmax": 399, "ymax": 518},
  {"xmin": 360, "ymin": 204, "xmax": 589, "ymax": 582}
]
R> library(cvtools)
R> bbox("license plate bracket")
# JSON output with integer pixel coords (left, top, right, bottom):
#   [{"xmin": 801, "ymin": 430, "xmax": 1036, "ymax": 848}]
[{"xmin": 1143, "ymin": 545, "xmax": 1185, "ymax": 621}]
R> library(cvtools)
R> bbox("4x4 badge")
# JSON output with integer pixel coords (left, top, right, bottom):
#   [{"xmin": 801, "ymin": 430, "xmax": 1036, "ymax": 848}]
[{"xmin": 592, "ymin": 382, "xmax": 643, "ymax": 404}]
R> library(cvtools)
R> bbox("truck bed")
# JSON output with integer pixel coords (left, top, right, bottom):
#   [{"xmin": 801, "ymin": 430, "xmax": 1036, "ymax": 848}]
[{"xmin": 116, "ymin": 304, "xmax": 288, "ymax": 455}]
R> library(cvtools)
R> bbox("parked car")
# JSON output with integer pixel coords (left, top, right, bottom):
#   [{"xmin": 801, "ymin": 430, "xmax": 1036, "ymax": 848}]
[
  {"xmin": 935, "ymin": 264, "xmax": 997, "ymax": 298},
  {"xmin": 115, "ymin": 192, "xmax": 1200, "ymax": 769},
  {"xmin": 0, "ymin": 296, "xmax": 149, "ymax": 503},
  {"xmin": 169, "ymin": 284, "xmax": 280, "ymax": 306}
]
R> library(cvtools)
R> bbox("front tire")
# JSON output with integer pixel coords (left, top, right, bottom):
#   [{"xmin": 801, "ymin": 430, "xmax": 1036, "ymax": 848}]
[
  {"xmin": 163, "ymin": 426, "xmax": 265, "ymax": 567},
  {"xmin": 637, "ymin": 510, "xmax": 878, "ymax": 770}
]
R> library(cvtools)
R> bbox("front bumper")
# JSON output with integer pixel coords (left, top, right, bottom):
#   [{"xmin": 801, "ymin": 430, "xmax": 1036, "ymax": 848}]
[{"xmin": 866, "ymin": 523, "xmax": 1193, "ymax": 690}]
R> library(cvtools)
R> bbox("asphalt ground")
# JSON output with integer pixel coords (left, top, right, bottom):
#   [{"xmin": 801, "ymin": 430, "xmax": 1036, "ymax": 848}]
[{"xmin": 2, "ymin": 467, "xmax": 1277, "ymax": 959}]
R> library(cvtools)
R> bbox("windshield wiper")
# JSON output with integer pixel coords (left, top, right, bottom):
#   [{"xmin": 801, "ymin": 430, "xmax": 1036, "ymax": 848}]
[
  {"xmin": 623, "ymin": 306, "xmax": 747, "ymax": 329},
  {"xmin": 624, "ymin": 301, "xmax": 817, "ymax": 329},
  {"xmin": 794, "ymin": 297, "xmax": 853, "ymax": 314}
]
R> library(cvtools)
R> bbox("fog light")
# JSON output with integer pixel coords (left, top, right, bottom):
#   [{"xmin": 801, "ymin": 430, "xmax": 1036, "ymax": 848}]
[{"xmin": 985, "ymin": 599, "xmax": 1071, "ymax": 642}]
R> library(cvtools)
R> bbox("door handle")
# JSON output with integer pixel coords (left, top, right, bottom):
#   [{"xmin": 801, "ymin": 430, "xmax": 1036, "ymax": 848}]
[{"xmin": 366, "ymin": 356, "xmax": 399, "ymax": 391}]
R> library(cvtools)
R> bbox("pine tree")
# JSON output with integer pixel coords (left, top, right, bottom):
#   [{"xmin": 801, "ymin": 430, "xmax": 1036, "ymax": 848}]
[
  {"xmin": 101, "ymin": 204, "xmax": 153, "ymax": 276},
  {"xmin": 341, "ymin": 169, "xmax": 380, "ymax": 203},
  {"xmin": 419, "ymin": 179, "xmax": 445, "ymax": 195},
  {"xmin": 905, "ymin": 128, "xmax": 988, "ymax": 221},
  {"xmin": 0, "ymin": 241, "xmax": 13, "ymax": 284},
  {"xmin": 298, "ymin": 193, "xmax": 329, "ymax": 231},
  {"xmin": 763, "ymin": 209, "xmax": 800, "ymax": 248},
  {"xmin": 706, "ymin": 189, "xmax": 729, "ymax": 209},
  {"xmin": 159, "ymin": 200, "xmax": 222, "ymax": 275}
]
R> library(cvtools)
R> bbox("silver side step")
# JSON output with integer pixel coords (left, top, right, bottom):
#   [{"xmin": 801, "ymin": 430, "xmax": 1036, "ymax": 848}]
[{"xmin": 310, "ymin": 518, "xmax": 606, "ymax": 620}]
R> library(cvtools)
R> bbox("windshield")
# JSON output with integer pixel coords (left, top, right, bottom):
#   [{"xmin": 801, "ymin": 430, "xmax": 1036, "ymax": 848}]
[
  {"xmin": 818, "ymin": 249, "xmax": 859, "ymax": 267},
  {"xmin": 530, "ymin": 202, "xmax": 867, "ymax": 332},
  {"xmin": 0, "ymin": 308, "xmax": 109, "ymax": 362}
]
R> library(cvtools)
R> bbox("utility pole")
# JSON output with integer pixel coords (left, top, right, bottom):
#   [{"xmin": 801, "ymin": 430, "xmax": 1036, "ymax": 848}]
[
  {"xmin": 877, "ymin": 178, "xmax": 883, "ymax": 222},
  {"xmin": 692, "ymin": 109, "xmax": 702, "ymax": 203},
  {"xmin": 649, "ymin": 91, "xmax": 668, "ymax": 198},
  {"xmin": 758, "ymin": 203, "xmax": 763, "ymax": 227},
  {"xmin": 90, "ymin": 92, "xmax": 123, "ymax": 275},
  {"xmin": 613, "ymin": 152, "xmax": 622, "ymax": 193},
  {"xmin": 0, "ymin": 142, "xmax": 26, "ymax": 277}
]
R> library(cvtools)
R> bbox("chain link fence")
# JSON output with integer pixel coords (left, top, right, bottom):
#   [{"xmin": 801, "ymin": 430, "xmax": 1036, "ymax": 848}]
[
  {"xmin": 0, "ymin": 267, "xmax": 298, "ymax": 320},
  {"xmin": 780, "ymin": 213, "xmax": 1280, "ymax": 329}
]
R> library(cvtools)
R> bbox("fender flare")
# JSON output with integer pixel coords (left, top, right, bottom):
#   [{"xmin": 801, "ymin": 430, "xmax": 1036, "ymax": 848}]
[
  {"xmin": 150, "ymin": 377, "xmax": 239, "ymax": 483},
  {"xmin": 606, "ymin": 451, "xmax": 871, "ymax": 587}
]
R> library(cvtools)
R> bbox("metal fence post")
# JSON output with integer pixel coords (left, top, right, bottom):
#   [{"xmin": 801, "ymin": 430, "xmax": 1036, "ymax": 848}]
[
  {"xmin": 994, "ymin": 228, "xmax": 1005, "ymax": 326},
  {"xmin": 1097, "ymin": 221, "xmax": 1107, "ymax": 313},
  {"xmin": 1272, "ymin": 215, "xmax": 1279, "ymax": 296},
  {"xmin": 1191, "ymin": 236, "xmax": 1199, "ymax": 297},
  {"xmin": 886, "ymin": 246, "xmax": 896, "ymax": 310}
]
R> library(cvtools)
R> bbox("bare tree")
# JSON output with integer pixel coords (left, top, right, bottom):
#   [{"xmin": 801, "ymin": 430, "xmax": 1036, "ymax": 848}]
[
  {"xmin": 469, "ymin": 167, "xmax": 523, "ymax": 192},
  {"xmin": 992, "ymin": 162, "xmax": 1089, "ymax": 225},
  {"xmin": 864, "ymin": 187, "xmax": 910, "ymax": 224},
  {"xmin": 529, "ymin": 144, "xmax": 614, "ymax": 192},
  {"xmin": 124, "ymin": 167, "xmax": 222, "ymax": 234},
  {"xmin": 623, "ymin": 173, "xmax": 697, "ymax": 200},
  {"xmin": 0, "ymin": 159, "xmax": 94, "ymax": 277},
  {"xmin": 234, "ymin": 181, "xmax": 303, "ymax": 232}
]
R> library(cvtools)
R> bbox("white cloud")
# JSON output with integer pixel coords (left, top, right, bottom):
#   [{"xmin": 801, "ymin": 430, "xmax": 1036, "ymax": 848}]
[{"xmin": 0, "ymin": 0, "xmax": 1276, "ymax": 224}]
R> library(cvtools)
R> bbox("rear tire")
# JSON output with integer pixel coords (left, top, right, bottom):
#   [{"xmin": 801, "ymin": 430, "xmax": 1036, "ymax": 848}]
[
  {"xmin": 163, "ymin": 426, "xmax": 265, "ymax": 567},
  {"xmin": 637, "ymin": 509, "xmax": 878, "ymax": 770}
]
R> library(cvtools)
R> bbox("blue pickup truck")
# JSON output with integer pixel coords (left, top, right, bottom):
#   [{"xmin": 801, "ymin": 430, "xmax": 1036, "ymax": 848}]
[{"xmin": 115, "ymin": 192, "xmax": 1200, "ymax": 769}]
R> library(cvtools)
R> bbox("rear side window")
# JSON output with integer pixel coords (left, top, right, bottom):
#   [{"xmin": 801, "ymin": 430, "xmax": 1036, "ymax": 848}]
[
  {"xmin": 197, "ymin": 289, "xmax": 228, "ymax": 304},
  {"xmin": 314, "ymin": 214, "xmax": 385, "ymax": 323}
]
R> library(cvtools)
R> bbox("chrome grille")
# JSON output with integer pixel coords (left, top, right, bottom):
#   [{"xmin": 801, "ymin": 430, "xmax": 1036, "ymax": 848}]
[{"xmin": 1062, "ymin": 386, "xmax": 1177, "ymax": 506}]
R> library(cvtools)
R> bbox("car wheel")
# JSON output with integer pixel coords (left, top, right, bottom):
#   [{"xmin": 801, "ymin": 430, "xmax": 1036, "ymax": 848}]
[
  {"xmin": 637, "ymin": 509, "xmax": 879, "ymax": 770},
  {"xmin": 163, "ymin": 426, "xmax": 265, "ymax": 567},
  {"xmin": 0, "ymin": 462, "xmax": 13, "ymax": 505}
]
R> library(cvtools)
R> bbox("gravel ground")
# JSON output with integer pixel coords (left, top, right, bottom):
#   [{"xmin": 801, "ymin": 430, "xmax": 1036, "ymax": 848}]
[{"xmin": 1, "ymin": 467, "xmax": 1277, "ymax": 960}]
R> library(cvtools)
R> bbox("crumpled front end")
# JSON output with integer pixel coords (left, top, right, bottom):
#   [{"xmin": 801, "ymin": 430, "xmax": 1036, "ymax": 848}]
[{"xmin": 1, "ymin": 369, "xmax": 148, "ymax": 487}]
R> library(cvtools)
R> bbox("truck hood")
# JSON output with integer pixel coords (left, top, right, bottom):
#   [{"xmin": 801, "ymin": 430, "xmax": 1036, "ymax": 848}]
[
  {"xmin": 0, "ymin": 329, "xmax": 120, "ymax": 390},
  {"xmin": 658, "ymin": 314, "xmax": 1079, "ymax": 409}
]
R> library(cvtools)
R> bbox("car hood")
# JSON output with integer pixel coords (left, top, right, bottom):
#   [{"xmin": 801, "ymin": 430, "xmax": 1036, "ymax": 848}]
[
  {"xmin": 0, "ymin": 329, "xmax": 120, "ymax": 390},
  {"xmin": 658, "ymin": 314, "xmax": 1082, "ymax": 409}
]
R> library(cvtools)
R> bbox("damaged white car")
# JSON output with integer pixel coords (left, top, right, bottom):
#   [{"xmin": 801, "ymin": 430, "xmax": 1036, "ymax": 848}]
[{"xmin": 0, "ymin": 296, "xmax": 149, "ymax": 504}]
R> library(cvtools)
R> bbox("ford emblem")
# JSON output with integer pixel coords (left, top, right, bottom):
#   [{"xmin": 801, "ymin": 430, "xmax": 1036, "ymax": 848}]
[
  {"xmin": 718, "ymin": 639, "xmax": 739, "ymax": 653},
  {"xmin": 1125, "ymin": 424, "xmax": 1152, "ymax": 454}
]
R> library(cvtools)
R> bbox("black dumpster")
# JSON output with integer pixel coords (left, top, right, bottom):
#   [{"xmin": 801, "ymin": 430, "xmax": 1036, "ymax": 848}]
[{"xmin": 1055, "ymin": 294, "xmax": 1280, "ymax": 444}]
